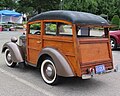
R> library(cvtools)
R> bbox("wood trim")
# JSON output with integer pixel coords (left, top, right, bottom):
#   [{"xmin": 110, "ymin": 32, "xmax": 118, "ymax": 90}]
[
  {"xmin": 28, "ymin": 20, "xmax": 42, "ymax": 24},
  {"xmin": 27, "ymin": 46, "xmax": 41, "ymax": 50},
  {"xmin": 27, "ymin": 35, "xmax": 41, "ymax": 38},
  {"xmin": 81, "ymin": 59, "xmax": 112, "ymax": 66},
  {"xmin": 26, "ymin": 24, "xmax": 29, "ymax": 62},
  {"xmin": 72, "ymin": 24, "xmax": 81, "ymax": 76},
  {"xmin": 76, "ymin": 24, "xmax": 114, "ymax": 28},
  {"xmin": 105, "ymin": 28, "xmax": 113, "ymax": 67},
  {"xmin": 79, "ymin": 38, "xmax": 109, "ymax": 44},
  {"xmin": 43, "ymin": 20, "xmax": 72, "ymax": 25},
  {"xmin": 40, "ymin": 20, "xmax": 44, "ymax": 49},
  {"xmin": 65, "ymin": 53, "xmax": 75, "ymax": 57},
  {"xmin": 43, "ymin": 35, "xmax": 73, "ymax": 43}
]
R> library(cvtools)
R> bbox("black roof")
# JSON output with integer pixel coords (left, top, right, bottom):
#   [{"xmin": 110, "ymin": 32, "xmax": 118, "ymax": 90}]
[{"xmin": 28, "ymin": 10, "xmax": 109, "ymax": 26}]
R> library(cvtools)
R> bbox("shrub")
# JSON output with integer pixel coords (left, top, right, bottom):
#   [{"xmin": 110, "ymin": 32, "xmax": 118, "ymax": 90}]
[
  {"xmin": 119, "ymin": 18, "xmax": 120, "ymax": 29},
  {"xmin": 111, "ymin": 15, "xmax": 120, "ymax": 30}
]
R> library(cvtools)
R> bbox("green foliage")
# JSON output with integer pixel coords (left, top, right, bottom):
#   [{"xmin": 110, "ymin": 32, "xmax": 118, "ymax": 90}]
[
  {"xmin": 30, "ymin": 23, "xmax": 40, "ymax": 30},
  {"xmin": 49, "ymin": 24, "xmax": 57, "ymax": 32},
  {"xmin": 16, "ymin": 0, "xmax": 60, "ymax": 15},
  {"xmin": 1, "ymin": 0, "xmax": 120, "ymax": 22},
  {"xmin": 111, "ymin": 15, "xmax": 120, "ymax": 30},
  {"xmin": 96, "ymin": 0, "xmax": 118, "ymax": 19},
  {"xmin": 46, "ymin": 24, "xmax": 57, "ymax": 32},
  {"xmin": 0, "ymin": 0, "xmax": 17, "ymax": 10},
  {"xmin": 64, "ymin": 0, "xmax": 98, "ymax": 14},
  {"xmin": 63, "ymin": 0, "xmax": 120, "ymax": 19}
]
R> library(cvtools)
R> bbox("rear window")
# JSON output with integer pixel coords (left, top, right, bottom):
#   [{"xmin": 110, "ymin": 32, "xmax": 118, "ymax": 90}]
[{"xmin": 77, "ymin": 27, "xmax": 104, "ymax": 38}]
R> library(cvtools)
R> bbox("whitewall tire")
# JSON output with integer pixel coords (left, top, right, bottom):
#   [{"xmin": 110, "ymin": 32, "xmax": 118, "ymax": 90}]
[
  {"xmin": 41, "ymin": 59, "xmax": 59, "ymax": 85},
  {"xmin": 4, "ymin": 49, "xmax": 17, "ymax": 67}
]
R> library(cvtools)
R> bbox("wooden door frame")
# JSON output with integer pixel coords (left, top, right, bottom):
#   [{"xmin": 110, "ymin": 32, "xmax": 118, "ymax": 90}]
[{"xmin": 26, "ymin": 20, "xmax": 42, "ymax": 64}]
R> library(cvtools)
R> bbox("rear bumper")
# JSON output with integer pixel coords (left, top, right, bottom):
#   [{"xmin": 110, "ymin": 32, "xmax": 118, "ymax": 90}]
[{"xmin": 82, "ymin": 69, "xmax": 115, "ymax": 79}]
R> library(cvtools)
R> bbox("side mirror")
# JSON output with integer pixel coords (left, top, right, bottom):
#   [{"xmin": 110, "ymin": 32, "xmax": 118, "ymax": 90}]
[{"xmin": 11, "ymin": 37, "xmax": 18, "ymax": 43}]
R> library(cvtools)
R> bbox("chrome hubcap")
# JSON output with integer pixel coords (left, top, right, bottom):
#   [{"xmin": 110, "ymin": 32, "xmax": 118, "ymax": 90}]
[
  {"xmin": 6, "ymin": 50, "xmax": 12, "ymax": 64},
  {"xmin": 7, "ymin": 53, "xmax": 12, "ymax": 61},
  {"xmin": 46, "ymin": 65, "xmax": 53, "ymax": 77},
  {"xmin": 43, "ymin": 63, "xmax": 55, "ymax": 81}
]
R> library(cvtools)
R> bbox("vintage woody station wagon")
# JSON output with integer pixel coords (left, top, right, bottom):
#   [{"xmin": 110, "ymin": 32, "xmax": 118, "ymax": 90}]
[{"xmin": 2, "ymin": 10, "xmax": 114, "ymax": 85}]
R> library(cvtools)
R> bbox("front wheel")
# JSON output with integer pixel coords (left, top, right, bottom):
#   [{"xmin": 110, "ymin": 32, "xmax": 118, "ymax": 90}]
[
  {"xmin": 4, "ymin": 49, "xmax": 17, "ymax": 67},
  {"xmin": 41, "ymin": 59, "xmax": 59, "ymax": 85}
]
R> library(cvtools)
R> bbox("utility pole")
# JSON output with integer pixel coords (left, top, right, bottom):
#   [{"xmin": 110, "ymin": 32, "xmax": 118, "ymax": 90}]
[{"xmin": 60, "ymin": 0, "xmax": 63, "ymax": 10}]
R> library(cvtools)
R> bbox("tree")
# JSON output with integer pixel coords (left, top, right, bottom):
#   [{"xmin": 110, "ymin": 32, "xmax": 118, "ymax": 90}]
[
  {"xmin": 63, "ymin": 0, "xmax": 98, "ymax": 14},
  {"xmin": 0, "ymin": 0, "xmax": 120, "ymax": 21},
  {"xmin": 96, "ymin": 0, "xmax": 119, "ymax": 19},
  {"xmin": 16, "ymin": 0, "xmax": 35, "ymax": 16},
  {"xmin": 16, "ymin": 0, "xmax": 60, "ymax": 16},
  {"xmin": 0, "ymin": 0, "xmax": 17, "ymax": 10}
]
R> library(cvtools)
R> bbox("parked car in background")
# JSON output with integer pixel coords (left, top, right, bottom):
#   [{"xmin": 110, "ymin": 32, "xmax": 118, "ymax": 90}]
[
  {"xmin": 110, "ymin": 30, "xmax": 120, "ymax": 50},
  {"xmin": 2, "ymin": 10, "xmax": 114, "ymax": 85}
]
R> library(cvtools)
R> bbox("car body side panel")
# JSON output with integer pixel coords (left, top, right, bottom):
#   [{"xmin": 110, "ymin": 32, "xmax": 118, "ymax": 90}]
[
  {"xmin": 110, "ymin": 34, "xmax": 119, "ymax": 44},
  {"xmin": 110, "ymin": 31, "xmax": 120, "ymax": 45},
  {"xmin": 38, "ymin": 47, "xmax": 75, "ymax": 77},
  {"xmin": 2, "ymin": 42, "xmax": 24, "ymax": 62}
]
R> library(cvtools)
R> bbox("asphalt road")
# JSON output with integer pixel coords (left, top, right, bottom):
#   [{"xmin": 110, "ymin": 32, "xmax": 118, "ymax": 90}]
[{"xmin": 0, "ymin": 31, "xmax": 120, "ymax": 96}]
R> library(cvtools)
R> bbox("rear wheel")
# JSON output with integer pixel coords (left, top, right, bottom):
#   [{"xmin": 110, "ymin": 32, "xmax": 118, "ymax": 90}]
[
  {"xmin": 4, "ymin": 49, "xmax": 17, "ymax": 67},
  {"xmin": 41, "ymin": 59, "xmax": 59, "ymax": 85},
  {"xmin": 110, "ymin": 38, "xmax": 117, "ymax": 50}
]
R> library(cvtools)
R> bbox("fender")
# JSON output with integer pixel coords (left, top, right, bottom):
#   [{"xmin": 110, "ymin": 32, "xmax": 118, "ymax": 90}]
[
  {"xmin": 110, "ymin": 34, "xmax": 120, "ymax": 44},
  {"xmin": 38, "ymin": 47, "xmax": 75, "ymax": 77},
  {"xmin": 2, "ymin": 42, "xmax": 24, "ymax": 62}
]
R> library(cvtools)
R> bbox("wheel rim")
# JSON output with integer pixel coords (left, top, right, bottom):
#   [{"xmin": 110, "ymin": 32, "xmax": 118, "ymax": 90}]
[
  {"xmin": 41, "ymin": 60, "xmax": 56, "ymax": 84},
  {"xmin": 5, "ymin": 49, "xmax": 13, "ymax": 66},
  {"xmin": 111, "ymin": 39, "xmax": 115, "ymax": 49}
]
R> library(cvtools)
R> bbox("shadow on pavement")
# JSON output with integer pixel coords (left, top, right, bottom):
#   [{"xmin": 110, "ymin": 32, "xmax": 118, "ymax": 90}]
[{"xmin": 112, "ymin": 47, "xmax": 120, "ymax": 51}]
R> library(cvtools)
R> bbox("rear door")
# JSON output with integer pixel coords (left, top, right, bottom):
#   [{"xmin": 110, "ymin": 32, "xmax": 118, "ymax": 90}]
[{"xmin": 26, "ymin": 22, "xmax": 42, "ymax": 64}]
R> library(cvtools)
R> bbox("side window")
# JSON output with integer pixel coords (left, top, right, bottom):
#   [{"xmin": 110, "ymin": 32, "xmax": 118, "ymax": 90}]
[
  {"xmin": 58, "ymin": 23, "xmax": 72, "ymax": 36},
  {"xmin": 29, "ymin": 22, "xmax": 41, "ymax": 35},
  {"xmin": 45, "ymin": 22, "xmax": 57, "ymax": 35}
]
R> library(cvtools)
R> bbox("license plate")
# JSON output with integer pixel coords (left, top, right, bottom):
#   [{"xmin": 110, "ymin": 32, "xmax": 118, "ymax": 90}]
[{"xmin": 95, "ymin": 65, "xmax": 105, "ymax": 74}]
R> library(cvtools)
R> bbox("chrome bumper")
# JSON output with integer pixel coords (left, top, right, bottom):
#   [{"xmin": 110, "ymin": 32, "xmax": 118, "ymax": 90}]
[{"xmin": 82, "ymin": 69, "xmax": 115, "ymax": 79}]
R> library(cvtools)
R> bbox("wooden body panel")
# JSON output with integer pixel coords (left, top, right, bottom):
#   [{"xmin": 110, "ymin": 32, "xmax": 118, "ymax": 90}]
[
  {"xmin": 79, "ymin": 38, "xmax": 110, "ymax": 63},
  {"xmin": 43, "ymin": 36, "xmax": 74, "ymax": 55},
  {"xmin": 42, "ymin": 35, "xmax": 77, "ymax": 73},
  {"xmin": 27, "ymin": 35, "xmax": 41, "ymax": 64},
  {"xmin": 78, "ymin": 38, "xmax": 113, "ymax": 74}
]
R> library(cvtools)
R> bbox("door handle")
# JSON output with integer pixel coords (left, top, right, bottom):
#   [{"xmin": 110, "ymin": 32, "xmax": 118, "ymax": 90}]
[{"xmin": 37, "ymin": 41, "xmax": 41, "ymax": 44}]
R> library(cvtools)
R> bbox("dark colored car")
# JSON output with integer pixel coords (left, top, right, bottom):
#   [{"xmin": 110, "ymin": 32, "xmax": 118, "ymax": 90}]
[{"xmin": 110, "ymin": 30, "xmax": 120, "ymax": 49}]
